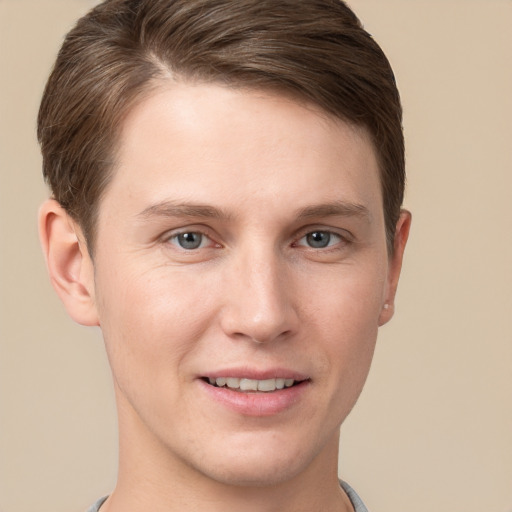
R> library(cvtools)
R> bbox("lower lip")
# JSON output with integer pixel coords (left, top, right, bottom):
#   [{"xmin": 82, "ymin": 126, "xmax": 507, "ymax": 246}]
[{"xmin": 198, "ymin": 379, "xmax": 310, "ymax": 417}]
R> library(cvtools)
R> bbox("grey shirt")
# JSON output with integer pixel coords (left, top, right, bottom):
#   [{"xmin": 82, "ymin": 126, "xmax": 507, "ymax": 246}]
[{"xmin": 86, "ymin": 481, "xmax": 369, "ymax": 511}]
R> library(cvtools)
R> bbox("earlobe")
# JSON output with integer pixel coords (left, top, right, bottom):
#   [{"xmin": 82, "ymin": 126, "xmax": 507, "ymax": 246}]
[
  {"xmin": 378, "ymin": 209, "xmax": 412, "ymax": 326},
  {"xmin": 38, "ymin": 199, "xmax": 99, "ymax": 326}
]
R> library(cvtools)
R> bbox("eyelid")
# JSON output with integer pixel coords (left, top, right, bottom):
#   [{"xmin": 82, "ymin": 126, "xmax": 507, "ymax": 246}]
[
  {"xmin": 295, "ymin": 232, "xmax": 342, "ymax": 249},
  {"xmin": 292, "ymin": 226, "xmax": 354, "ymax": 246},
  {"xmin": 162, "ymin": 225, "xmax": 222, "ymax": 249}
]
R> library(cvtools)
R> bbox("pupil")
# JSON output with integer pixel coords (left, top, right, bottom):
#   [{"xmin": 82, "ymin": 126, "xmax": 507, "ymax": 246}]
[
  {"xmin": 178, "ymin": 232, "xmax": 202, "ymax": 249},
  {"xmin": 307, "ymin": 231, "xmax": 330, "ymax": 248}
]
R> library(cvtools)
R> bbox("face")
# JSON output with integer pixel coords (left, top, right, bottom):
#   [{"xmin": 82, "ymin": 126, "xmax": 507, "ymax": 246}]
[{"xmin": 86, "ymin": 83, "xmax": 405, "ymax": 487}]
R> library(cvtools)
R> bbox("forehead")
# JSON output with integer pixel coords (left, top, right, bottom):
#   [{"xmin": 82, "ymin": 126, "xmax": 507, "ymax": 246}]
[{"xmin": 102, "ymin": 82, "xmax": 382, "ymax": 223}]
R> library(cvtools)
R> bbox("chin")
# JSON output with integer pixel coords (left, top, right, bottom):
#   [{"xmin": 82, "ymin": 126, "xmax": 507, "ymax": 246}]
[
  {"xmin": 201, "ymin": 458, "xmax": 307, "ymax": 488},
  {"xmin": 187, "ymin": 434, "xmax": 327, "ymax": 489}
]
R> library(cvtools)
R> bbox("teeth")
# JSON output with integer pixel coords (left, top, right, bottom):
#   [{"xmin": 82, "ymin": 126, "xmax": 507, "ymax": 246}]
[
  {"xmin": 208, "ymin": 377, "xmax": 228, "ymax": 387},
  {"xmin": 208, "ymin": 377, "xmax": 298, "ymax": 392},
  {"xmin": 226, "ymin": 377, "xmax": 240, "ymax": 388},
  {"xmin": 240, "ymin": 378, "xmax": 258, "ymax": 391},
  {"xmin": 257, "ymin": 378, "xmax": 277, "ymax": 392}
]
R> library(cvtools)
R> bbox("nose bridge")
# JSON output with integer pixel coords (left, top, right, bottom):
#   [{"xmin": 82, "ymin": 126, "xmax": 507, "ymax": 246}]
[{"xmin": 221, "ymin": 242, "xmax": 296, "ymax": 343}]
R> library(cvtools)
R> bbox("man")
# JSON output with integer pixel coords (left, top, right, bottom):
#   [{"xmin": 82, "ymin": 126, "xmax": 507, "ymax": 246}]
[{"xmin": 37, "ymin": 1, "xmax": 410, "ymax": 510}]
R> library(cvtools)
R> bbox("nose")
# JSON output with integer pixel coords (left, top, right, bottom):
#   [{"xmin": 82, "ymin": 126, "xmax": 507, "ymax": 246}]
[{"xmin": 219, "ymin": 247, "xmax": 298, "ymax": 344}]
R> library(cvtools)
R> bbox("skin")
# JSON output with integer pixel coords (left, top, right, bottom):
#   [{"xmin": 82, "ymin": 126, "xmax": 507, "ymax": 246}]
[{"xmin": 40, "ymin": 83, "xmax": 410, "ymax": 512}]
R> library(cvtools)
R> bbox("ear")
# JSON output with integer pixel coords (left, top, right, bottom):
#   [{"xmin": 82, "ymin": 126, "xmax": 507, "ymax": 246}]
[
  {"xmin": 38, "ymin": 199, "xmax": 99, "ymax": 326},
  {"xmin": 378, "ymin": 209, "xmax": 412, "ymax": 326}
]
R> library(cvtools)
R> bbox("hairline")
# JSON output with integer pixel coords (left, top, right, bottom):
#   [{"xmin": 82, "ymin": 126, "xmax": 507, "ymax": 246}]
[{"xmin": 85, "ymin": 75, "xmax": 391, "ymax": 258}]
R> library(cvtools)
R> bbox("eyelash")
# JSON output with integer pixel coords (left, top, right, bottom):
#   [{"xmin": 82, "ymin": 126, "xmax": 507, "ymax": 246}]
[
  {"xmin": 293, "ymin": 230, "xmax": 345, "ymax": 250},
  {"xmin": 164, "ymin": 228, "xmax": 350, "ymax": 252},
  {"xmin": 166, "ymin": 230, "xmax": 219, "ymax": 251}
]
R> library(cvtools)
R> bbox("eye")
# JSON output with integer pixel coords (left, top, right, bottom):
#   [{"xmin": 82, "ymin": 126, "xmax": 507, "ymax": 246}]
[
  {"xmin": 297, "ymin": 230, "xmax": 343, "ymax": 249},
  {"xmin": 169, "ymin": 231, "xmax": 211, "ymax": 250}
]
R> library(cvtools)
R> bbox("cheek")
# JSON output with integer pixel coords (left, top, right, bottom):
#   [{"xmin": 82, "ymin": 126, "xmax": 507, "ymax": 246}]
[
  {"xmin": 318, "ymin": 293, "xmax": 379, "ymax": 389},
  {"xmin": 302, "ymin": 264, "xmax": 384, "ymax": 401},
  {"xmin": 95, "ymin": 267, "xmax": 219, "ymax": 388},
  {"xmin": 304, "ymin": 260, "xmax": 385, "ymax": 338}
]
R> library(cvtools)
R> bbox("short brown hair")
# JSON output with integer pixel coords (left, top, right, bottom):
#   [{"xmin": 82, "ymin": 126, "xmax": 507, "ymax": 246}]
[{"xmin": 38, "ymin": 0, "xmax": 404, "ymax": 255}]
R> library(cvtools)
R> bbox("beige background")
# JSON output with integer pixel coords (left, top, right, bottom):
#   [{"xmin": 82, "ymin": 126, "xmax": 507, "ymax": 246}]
[{"xmin": 1, "ymin": 1, "xmax": 511, "ymax": 511}]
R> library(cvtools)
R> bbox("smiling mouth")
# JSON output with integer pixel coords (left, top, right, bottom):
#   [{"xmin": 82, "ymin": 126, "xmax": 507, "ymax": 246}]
[{"xmin": 204, "ymin": 377, "xmax": 306, "ymax": 393}]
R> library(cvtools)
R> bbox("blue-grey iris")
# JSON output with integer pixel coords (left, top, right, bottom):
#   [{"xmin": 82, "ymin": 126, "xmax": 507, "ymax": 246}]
[
  {"xmin": 306, "ymin": 231, "xmax": 331, "ymax": 248},
  {"xmin": 177, "ymin": 232, "xmax": 202, "ymax": 249}
]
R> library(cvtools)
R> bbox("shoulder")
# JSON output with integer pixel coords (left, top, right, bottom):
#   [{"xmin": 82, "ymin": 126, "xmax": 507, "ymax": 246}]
[
  {"xmin": 85, "ymin": 496, "xmax": 108, "ymax": 512},
  {"xmin": 340, "ymin": 480, "xmax": 370, "ymax": 512}
]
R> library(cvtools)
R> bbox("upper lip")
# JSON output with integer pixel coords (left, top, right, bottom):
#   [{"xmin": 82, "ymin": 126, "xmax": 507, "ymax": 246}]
[{"xmin": 200, "ymin": 367, "xmax": 310, "ymax": 381}]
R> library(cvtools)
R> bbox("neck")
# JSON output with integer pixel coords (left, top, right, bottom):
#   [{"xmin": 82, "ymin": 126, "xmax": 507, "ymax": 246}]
[{"xmin": 102, "ymin": 389, "xmax": 353, "ymax": 512}]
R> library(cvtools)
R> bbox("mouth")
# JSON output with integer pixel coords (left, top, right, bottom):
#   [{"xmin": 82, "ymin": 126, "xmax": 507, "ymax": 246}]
[
  {"xmin": 199, "ymin": 372, "xmax": 310, "ymax": 415},
  {"xmin": 203, "ymin": 377, "xmax": 307, "ymax": 393}
]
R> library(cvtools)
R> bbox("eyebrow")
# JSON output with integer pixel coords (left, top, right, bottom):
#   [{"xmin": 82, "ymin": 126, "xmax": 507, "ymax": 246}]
[
  {"xmin": 136, "ymin": 199, "xmax": 370, "ymax": 222},
  {"xmin": 295, "ymin": 200, "xmax": 371, "ymax": 221},
  {"xmin": 136, "ymin": 201, "xmax": 233, "ymax": 221}
]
